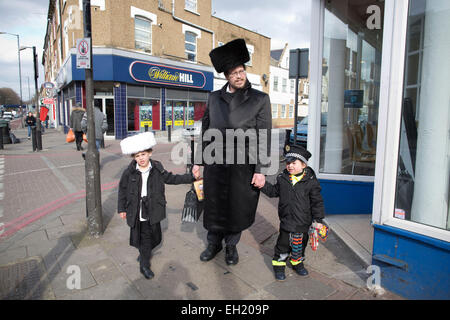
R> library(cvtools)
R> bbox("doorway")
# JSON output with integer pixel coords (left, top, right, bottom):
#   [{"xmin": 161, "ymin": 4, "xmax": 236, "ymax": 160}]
[{"xmin": 94, "ymin": 96, "xmax": 115, "ymax": 138}]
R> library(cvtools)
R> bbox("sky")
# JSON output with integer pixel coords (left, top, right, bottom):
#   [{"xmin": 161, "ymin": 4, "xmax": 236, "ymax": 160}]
[{"xmin": 0, "ymin": 0, "xmax": 312, "ymax": 101}]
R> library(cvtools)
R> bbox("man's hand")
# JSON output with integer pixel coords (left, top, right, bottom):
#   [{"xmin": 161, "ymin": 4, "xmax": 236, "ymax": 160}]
[
  {"xmin": 192, "ymin": 165, "xmax": 201, "ymax": 180},
  {"xmin": 251, "ymin": 173, "xmax": 265, "ymax": 188},
  {"xmin": 119, "ymin": 212, "xmax": 126, "ymax": 220}
]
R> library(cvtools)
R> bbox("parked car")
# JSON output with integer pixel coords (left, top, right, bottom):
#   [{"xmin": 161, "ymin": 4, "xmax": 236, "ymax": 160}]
[
  {"xmin": 288, "ymin": 113, "xmax": 328, "ymax": 148},
  {"xmin": 2, "ymin": 111, "xmax": 13, "ymax": 120}
]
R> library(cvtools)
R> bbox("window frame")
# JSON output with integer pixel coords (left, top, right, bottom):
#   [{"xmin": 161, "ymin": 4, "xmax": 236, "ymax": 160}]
[
  {"xmin": 371, "ymin": 0, "xmax": 450, "ymax": 242},
  {"xmin": 185, "ymin": 0, "xmax": 198, "ymax": 14},
  {"xmin": 185, "ymin": 31, "xmax": 197, "ymax": 62},
  {"xmin": 134, "ymin": 15, "xmax": 152, "ymax": 53}
]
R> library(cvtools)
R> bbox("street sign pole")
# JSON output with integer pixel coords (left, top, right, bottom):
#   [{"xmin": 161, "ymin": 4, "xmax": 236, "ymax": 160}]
[
  {"xmin": 33, "ymin": 46, "xmax": 42, "ymax": 151},
  {"xmin": 82, "ymin": 0, "xmax": 103, "ymax": 237}
]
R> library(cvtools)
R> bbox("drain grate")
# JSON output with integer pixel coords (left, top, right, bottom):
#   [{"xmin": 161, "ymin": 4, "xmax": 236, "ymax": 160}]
[{"xmin": 0, "ymin": 256, "xmax": 54, "ymax": 300}]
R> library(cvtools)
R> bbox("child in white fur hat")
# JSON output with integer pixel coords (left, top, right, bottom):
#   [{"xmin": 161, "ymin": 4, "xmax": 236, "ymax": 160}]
[{"xmin": 118, "ymin": 132, "xmax": 200, "ymax": 279}]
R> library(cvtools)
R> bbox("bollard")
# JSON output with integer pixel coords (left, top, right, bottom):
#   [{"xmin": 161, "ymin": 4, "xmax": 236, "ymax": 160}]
[
  {"xmin": 0, "ymin": 126, "xmax": 3, "ymax": 150},
  {"xmin": 31, "ymin": 126, "xmax": 37, "ymax": 151},
  {"xmin": 168, "ymin": 125, "xmax": 172, "ymax": 142}
]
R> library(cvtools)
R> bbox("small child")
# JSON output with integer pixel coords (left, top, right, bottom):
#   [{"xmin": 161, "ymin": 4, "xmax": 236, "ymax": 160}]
[
  {"xmin": 118, "ymin": 132, "xmax": 200, "ymax": 279},
  {"xmin": 260, "ymin": 144, "xmax": 325, "ymax": 281}
]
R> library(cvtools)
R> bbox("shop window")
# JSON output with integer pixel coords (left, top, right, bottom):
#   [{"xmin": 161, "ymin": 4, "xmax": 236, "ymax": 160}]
[
  {"xmin": 135, "ymin": 16, "xmax": 152, "ymax": 53},
  {"xmin": 394, "ymin": 0, "xmax": 449, "ymax": 230},
  {"xmin": 127, "ymin": 98, "xmax": 159, "ymax": 132},
  {"xmin": 185, "ymin": 31, "xmax": 197, "ymax": 62},
  {"xmin": 319, "ymin": 1, "xmax": 384, "ymax": 176}
]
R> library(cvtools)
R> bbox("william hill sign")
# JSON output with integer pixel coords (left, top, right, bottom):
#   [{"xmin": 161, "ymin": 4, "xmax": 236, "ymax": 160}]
[{"xmin": 129, "ymin": 61, "xmax": 212, "ymax": 90}]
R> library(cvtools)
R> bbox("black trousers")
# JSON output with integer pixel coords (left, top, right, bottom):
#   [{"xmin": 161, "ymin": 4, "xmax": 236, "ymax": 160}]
[
  {"xmin": 207, "ymin": 230, "xmax": 241, "ymax": 247},
  {"xmin": 74, "ymin": 130, "xmax": 83, "ymax": 150},
  {"xmin": 273, "ymin": 229, "xmax": 309, "ymax": 264},
  {"xmin": 138, "ymin": 221, "xmax": 162, "ymax": 268}
]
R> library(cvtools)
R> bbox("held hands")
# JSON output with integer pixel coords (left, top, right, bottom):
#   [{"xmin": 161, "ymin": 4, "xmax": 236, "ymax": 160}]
[
  {"xmin": 119, "ymin": 212, "xmax": 126, "ymax": 220},
  {"xmin": 192, "ymin": 165, "xmax": 201, "ymax": 180},
  {"xmin": 251, "ymin": 173, "xmax": 265, "ymax": 189}
]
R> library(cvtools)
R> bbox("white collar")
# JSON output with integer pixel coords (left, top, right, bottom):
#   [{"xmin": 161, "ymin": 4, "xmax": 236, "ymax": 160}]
[{"xmin": 136, "ymin": 162, "xmax": 152, "ymax": 173}]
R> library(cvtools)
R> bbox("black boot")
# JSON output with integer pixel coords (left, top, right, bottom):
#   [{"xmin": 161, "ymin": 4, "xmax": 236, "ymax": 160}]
[
  {"xmin": 293, "ymin": 262, "xmax": 309, "ymax": 276},
  {"xmin": 273, "ymin": 266, "xmax": 286, "ymax": 281},
  {"xmin": 200, "ymin": 243, "xmax": 222, "ymax": 262},
  {"xmin": 225, "ymin": 245, "xmax": 239, "ymax": 265}
]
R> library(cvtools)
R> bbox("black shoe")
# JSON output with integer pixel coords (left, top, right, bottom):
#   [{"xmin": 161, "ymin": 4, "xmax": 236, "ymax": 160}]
[
  {"xmin": 82, "ymin": 153, "xmax": 86, "ymax": 160},
  {"xmin": 140, "ymin": 266, "xmax": 154, "ymax": 279},
  {"xmin": 225, "ymin": 245, "xmax": 239, "ymax": 265},
  {"xmin": 293, "ymin": 263, "xmax": 309, "ymax": 276},
  {"xmin": 200, "ymin": 244, "xmax": 222, "ymax": 262},
  {"xmin": 273, "ymin": 266, "xmax": 286, "ymax": 281}
]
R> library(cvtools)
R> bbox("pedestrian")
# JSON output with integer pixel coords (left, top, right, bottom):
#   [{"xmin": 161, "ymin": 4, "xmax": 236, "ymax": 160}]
[
  {"xmin": 25, "ymin": 111, "xmax": 36, "ymax": 140},
  {"xmin": 45, "ymin": 114, "xmax": 49, "ymax": 129},
  {"xmin": 117, "ymin": 132, "xmax": 200, "ymax": 279},
  {"xmin": 81, "ymin": 103, "xmax": 108, "ymax": 150},
  {"xmin": 259, "ymin": 144, "xmax": 325, "ymax": 281},
  {"xmin": 192, "ymin": 38, "xmax": 272, "ymax": 265},
  {"xmin": 69, "ymin": 102, "xmax": 85, "ymax": 151}
]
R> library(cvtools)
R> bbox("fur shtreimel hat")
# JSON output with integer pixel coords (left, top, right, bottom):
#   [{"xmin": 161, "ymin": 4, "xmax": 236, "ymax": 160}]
[
  {"xmin": 120, "ymin": 132, "xmax": 156, "ymax": 155},
  {"xmin": 284, "ymin": 144, "xmax": 312, "ymax": 165},
  {"xmin": 209, "ymin": 38, "xmax": 250, "ymax": 74}
]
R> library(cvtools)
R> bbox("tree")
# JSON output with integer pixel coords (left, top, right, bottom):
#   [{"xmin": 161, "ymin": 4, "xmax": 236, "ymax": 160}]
[{"xmin": 0, "ymin": 87, "xmax": 20, "ymax": 105}]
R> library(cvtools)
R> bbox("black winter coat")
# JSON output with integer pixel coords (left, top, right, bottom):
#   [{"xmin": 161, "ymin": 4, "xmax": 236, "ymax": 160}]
[
  {"xmin": 261, "ymin": 167, "xmax": 325, "ymax": 233},
  {"xmin": 117, "ymin": 159, "xmax": 194, "ymax": 247},
  {"xmin": 25, "ymin": 115, "xmax": 36, "ymax": 127},
  {"xmin": 199, "ymin": 81, "xmax": 272, "ymax": 233}
]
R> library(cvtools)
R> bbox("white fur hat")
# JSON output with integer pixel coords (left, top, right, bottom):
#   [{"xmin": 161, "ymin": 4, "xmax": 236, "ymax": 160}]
[{"xmin": 120, "ymin": 132, "xmax": 157, "ymax": 155}]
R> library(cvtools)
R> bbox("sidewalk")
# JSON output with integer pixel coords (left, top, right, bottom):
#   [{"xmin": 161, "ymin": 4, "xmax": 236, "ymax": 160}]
[{"xmin": 0, "ymin": 127, "xmax": 403, "ymax": 300}]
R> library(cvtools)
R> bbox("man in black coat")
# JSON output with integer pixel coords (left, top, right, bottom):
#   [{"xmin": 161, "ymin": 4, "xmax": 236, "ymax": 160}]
[{"xmin": 193, "ymin": 39, "xmax": 272, "ymax": 265}]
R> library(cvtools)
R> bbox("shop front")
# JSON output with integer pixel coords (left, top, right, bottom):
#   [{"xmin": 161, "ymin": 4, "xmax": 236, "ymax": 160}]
[
  {"xmin": 55, "ymin": 47, "xmax": 213, "ymax": 139},
  {"xmin": 310, "ymin": 0, "xmax": 449, "ymax": 299}
]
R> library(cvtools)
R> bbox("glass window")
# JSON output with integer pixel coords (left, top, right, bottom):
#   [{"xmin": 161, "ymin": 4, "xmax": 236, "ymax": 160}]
[
  {"xmin": 185, "ymin": 0, "xmax": 197, "ymax": 12},
  {"xmin": 135, "ymin": 16, "xmax": 151, "ymax": 53},
  {"xmin": 127, "ymin": 98, "xmax": 159, "ymax": 132},
  {"xmin": 273, "ymin": 76, "xmax": 278, "ymax": 92},
  {"xmin": 185, "ymin": 31, "xmax": 197, "ymax": 62},
  {"xmin": 319, "ymin": 1, "xmax": 384, "ymax": 176},
  {"xmin": 289, "ymin": 104, "xmax": 294, "ymax": 118},
  {"xmin": 394, "ymin": 0, "xmax": 450, "ymax": 230},
  {"xmin": 282, "ymin": 78, "xmax": 287, "ymax": 93},
  {"xmin": 290, "ymin": 80, "xmax": 295, "ymax": 94},
  {"xmin": 271, "ymin": 104, "xmax": 278, "ymax": 119},
  {"xmin": 280, "ymin": 104, "xmax": 286, "ymax": 118}
]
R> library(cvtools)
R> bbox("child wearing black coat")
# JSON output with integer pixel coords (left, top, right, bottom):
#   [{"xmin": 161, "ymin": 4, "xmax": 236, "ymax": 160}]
[
  {"xmin": 118, "ymin": 132, "xmax": 200, "ymax": 279},
  {"xmin": 260, "ymin": 144, "xmax": 325, "ymax": 281}
]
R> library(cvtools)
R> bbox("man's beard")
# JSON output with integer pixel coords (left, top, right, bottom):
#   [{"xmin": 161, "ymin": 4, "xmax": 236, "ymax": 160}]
[{"xmin": 229, "ymin": 79, "xmax": 247, "ymax": 91}]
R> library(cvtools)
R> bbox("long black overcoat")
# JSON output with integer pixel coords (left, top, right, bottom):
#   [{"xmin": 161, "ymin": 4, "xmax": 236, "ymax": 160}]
[
  {"xmin": 118, "ymin": 159, "xmax": 194, "ymax": 248},
  {"xmin": 199, "ymin": 81, "xmax": 272, "ymax": 233}
]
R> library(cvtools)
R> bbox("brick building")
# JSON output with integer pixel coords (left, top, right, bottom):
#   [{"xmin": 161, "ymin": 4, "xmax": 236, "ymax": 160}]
[{"xmin": 42, "ymin": 0, "xmax": 271, "ymax": 139}]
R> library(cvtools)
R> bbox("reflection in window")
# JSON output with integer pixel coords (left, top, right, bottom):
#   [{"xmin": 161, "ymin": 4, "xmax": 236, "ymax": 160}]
[
  {"xmin": 394, "ymin": 0, "xmax": 449, "ymax": 230},
  {"xmin": 135, "ymin": 16, "xmax": 152, "ymax": 53},
  {"xmin": 185, "ymin": 31, "xmax": 197, "ymax": 62},
  {"xmin": 320, "ymin": 1, "xmax": 383, "ymax": 176}
]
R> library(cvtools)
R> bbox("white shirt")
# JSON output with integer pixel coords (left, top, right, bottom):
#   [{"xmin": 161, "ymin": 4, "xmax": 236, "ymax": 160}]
[{"xmin": 137, "ymin": 163, "xmax": 152, "ymax": 221}]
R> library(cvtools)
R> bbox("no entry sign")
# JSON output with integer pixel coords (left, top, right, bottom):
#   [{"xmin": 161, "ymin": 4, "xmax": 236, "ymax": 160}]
[{"xmin": 76, "ymin": 38, "xmax": 91, "ymax": 69}]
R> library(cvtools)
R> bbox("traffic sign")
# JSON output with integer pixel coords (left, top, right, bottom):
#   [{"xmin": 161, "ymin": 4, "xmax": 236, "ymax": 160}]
[{"xmin": 76, "ymin": 38, "xmax": 91, "ymax": 69}]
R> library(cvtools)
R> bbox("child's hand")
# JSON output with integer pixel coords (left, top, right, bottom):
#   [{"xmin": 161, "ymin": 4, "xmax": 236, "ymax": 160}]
[
  {"xmin": 119, "ymin": 212, "xmax": 126, "ymax": 220},
  {"xmin": 192, "ymin": 165, "xmax": 201, "ymax": 180}
]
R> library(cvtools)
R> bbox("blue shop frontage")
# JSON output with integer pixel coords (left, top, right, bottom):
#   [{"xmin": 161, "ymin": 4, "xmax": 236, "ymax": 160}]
[
  {"xmin": 309, "ymin": 0, "xmax": 449, "ymax": 299},
  {"xmin": 55, "ymin": 47, "xmax": 214, "ymax": 139}
]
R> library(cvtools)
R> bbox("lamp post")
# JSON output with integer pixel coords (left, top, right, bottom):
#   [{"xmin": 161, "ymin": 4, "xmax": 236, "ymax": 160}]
[
  {"xmin": 20, "ymin": 45, "xmax": 42, "ymax": 151},
  {"xmin": 0, "ymin": 31, "xmax": 24, "ymax": 127}
]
